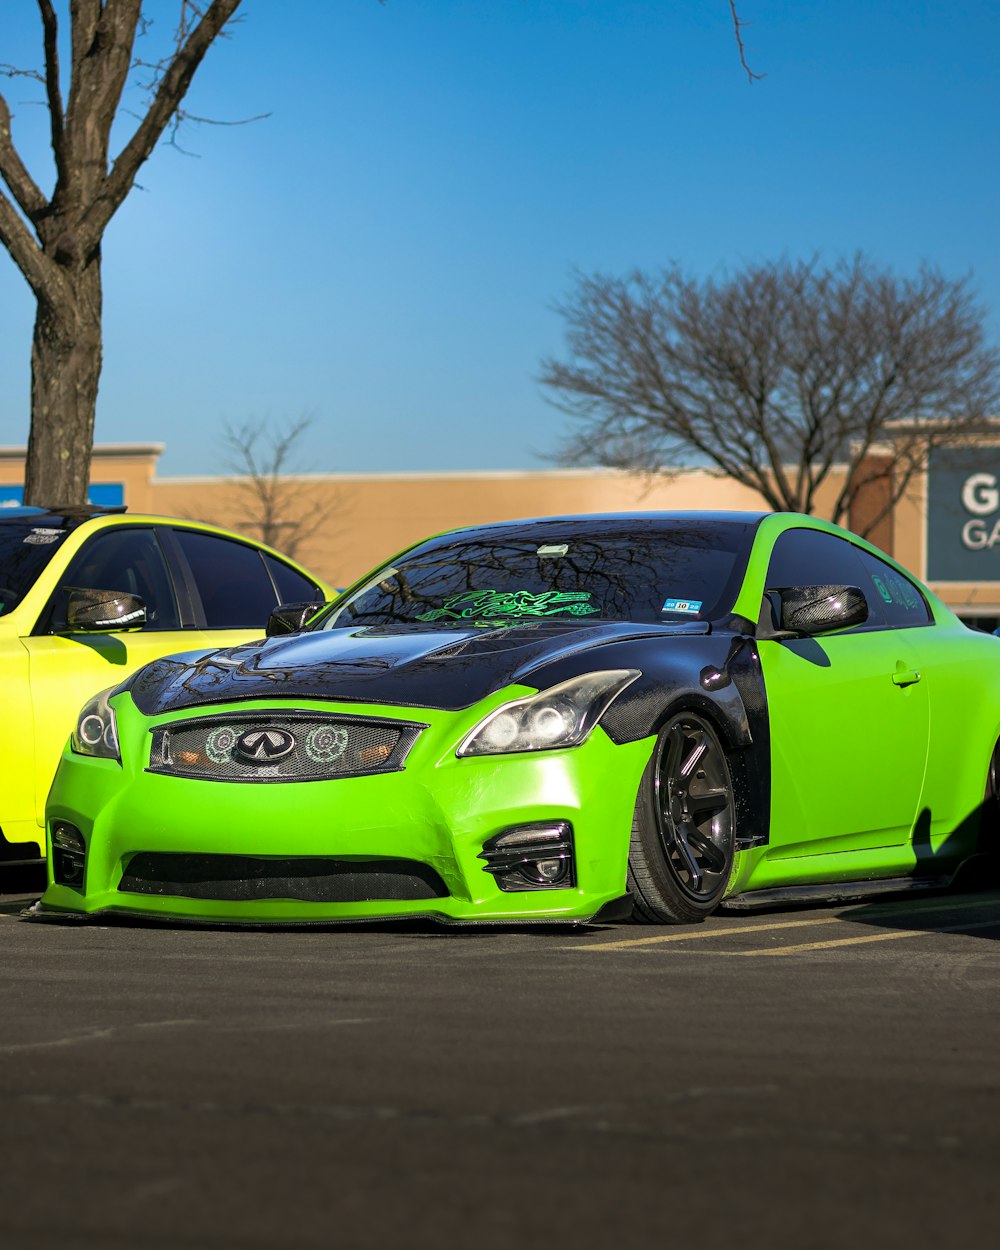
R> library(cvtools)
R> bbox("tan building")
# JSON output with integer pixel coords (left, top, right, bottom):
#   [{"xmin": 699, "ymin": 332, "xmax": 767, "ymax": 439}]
[{"xmin": 3, "ymin": 442, "xmax": 1000, "ymax": 627}]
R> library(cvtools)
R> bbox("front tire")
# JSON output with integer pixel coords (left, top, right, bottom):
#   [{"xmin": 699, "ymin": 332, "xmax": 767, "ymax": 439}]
[{"xmin": 627, "ymin": 711, "xmax": 736, "ymax": 923}]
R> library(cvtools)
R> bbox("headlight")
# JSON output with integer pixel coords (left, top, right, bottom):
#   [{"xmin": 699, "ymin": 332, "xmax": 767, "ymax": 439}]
[
  {"xmin": 71, "ymin": 688, "xmax": 121, "ymax": 761},
  {"xmin": 457, "ymin": 669, "xmax": 640, "ymax": 757}
]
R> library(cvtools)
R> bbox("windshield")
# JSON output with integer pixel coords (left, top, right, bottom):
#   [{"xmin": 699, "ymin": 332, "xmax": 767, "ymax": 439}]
[
  {"xmin": 0, "ymin": 521, "xmax": 71, "ymax": 616},
  {"xmin": 319, "ymin": 519, "xmax": 755, "ymax": 630}
]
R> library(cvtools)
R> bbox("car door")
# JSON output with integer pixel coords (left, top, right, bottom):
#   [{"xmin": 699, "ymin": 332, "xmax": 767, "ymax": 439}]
[
  {"xmin": 22, "ymin": 525, "xmax": 198, "ymax": 826},
  {"xmin": 850, "ymin": 543, "xmax": 984, "ymax": 869},
  {"xmin": 754, "ymin": 526, "xmax": 930, "ymax": 872}
]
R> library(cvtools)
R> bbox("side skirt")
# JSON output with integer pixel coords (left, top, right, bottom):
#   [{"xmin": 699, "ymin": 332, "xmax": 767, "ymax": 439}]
[{"xmin": 722, "ymin": 872, "xmax": 960, "ymax": 911}]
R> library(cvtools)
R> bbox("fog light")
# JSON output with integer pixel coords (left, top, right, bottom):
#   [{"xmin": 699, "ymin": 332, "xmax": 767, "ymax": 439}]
[
  {"xmin": 51, "ymin": 821, "xmax": 86, "ymax": 889},
  {"xmin": 52, "ymin": 823, "xmax": 84, "ymax": 853},
  {"xmin": 478, "ymin": 821, "xmax": 575, "ymax": 892},
  {"xmin": 535, "ymin": 857, "xmax": 567, "ymax": 884}
]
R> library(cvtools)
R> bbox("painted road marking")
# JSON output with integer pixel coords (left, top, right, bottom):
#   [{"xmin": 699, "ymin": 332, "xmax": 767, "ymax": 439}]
[
  {"xmin": 722, "ymin": 917, "xmax": 1000, "ymax": 957},
  {"xmin": 571, "ymin": 914, "xmax": 846, "ymax": 950},
  {"xmin": 570, "ymin": 895, "xmax": 1000, "ymax": 952}
]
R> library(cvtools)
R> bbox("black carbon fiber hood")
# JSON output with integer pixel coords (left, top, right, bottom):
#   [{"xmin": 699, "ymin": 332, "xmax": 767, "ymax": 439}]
[{"xmin": 127, "ymin": 620, "xmax": 710, "ymax": 716}]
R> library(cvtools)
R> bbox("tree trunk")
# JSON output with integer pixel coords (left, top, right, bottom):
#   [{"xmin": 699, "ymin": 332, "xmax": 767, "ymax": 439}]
[{"xmin": 24, "ymin": 255, "xmax": 103, "ymax": 508}]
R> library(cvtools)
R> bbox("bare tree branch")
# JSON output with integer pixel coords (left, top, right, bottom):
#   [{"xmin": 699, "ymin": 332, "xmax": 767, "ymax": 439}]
[
  {"xmin": 729, "ymin": 1, "xmax": 765, "ymax": 83},
  {"xmin": 37, "ymin": 0, "xmax": 67, "ymax": 183},
  {"xmin": 86, "ymin": 0, "xmax": 243, "ymax": 241},
  {"xmin": 542, "ymin": 257, "xmax": 1000, "ymax": 537},
  {"xmin": 0, "ymin": 184, "xmax": 60, "ymax": 299},
  {"xmin": 0, "ymin": 91, "xmax": 49, "ymax": 220},
  {"xmin": 218, "ymin": 416, "xmax": 342, "ymax": 559}
]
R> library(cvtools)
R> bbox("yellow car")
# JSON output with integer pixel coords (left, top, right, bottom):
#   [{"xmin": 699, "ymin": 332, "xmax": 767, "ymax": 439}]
[{"xmin": 0, "ymin": 504, "xmax": 330, "ymax": 866}]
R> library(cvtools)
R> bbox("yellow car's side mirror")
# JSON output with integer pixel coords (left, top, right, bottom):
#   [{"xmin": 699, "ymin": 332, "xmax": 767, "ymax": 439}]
[{"xmin": 65, "ymin": 587, "xmax": 147, "ymax": 632}]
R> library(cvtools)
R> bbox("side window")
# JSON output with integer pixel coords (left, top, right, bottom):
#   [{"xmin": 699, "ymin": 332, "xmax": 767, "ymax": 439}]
[
  {"xmin": 765, "ymin": 528, "xmax": 884, "ymax": 630},
  {"xmin": 47, "ymin": 528, "xmax": 180, "ymax": 632},
  {"xmin": 173, "ymin": 529, "xmax": 279, "ymax": 629},
  {"xmin": 263, "ymin": 553, "xmax": 323, "ymax": 605},
  {"xmin": 855, "ymin": 549, "xmax": 932, "ymax": 627}
]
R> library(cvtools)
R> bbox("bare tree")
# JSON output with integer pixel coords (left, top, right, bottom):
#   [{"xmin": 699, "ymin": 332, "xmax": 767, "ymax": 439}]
[
  {"xmin": 0, "ymin": 2, "xmax": 758, "ymax": 511},
  {"xmin": 541, "ymin": 256, "xmax": 1000, "ymax": 537},
  {"xmin": 0, "ymin": 1, "xmax": 245, "ymax": 507},
  {"xmin": 219, "ymin": 416, "xmax": 340, "ymax": 560}
]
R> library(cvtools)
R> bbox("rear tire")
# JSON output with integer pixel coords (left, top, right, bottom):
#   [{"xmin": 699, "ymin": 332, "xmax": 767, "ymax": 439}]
[
  {"xmin": 627, "ymin": 711, "xmax": 736, "ymax": 924},
  {"xmin": 978, "ymin": 739, "xmax": 1000, "ymax": 857}
]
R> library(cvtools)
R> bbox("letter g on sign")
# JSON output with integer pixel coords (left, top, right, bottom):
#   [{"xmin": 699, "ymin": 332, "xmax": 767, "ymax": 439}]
[{"xmin": 962, "ymin": 473, "xmax": 999, "ymax": 516}]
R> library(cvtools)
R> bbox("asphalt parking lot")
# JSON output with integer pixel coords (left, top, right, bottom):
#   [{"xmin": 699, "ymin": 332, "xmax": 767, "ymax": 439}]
[{"xmin": 2, "ymin": 872, "xmax": 999, "ymax": 1250}]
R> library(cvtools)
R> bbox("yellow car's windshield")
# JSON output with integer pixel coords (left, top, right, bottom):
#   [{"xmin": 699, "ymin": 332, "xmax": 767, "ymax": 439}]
[{"xmin": 0, "ymin": 519, "xmax": 71, "ymax": 615}]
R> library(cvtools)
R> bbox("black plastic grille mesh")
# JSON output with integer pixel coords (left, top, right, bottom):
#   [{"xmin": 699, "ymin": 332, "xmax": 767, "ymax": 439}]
[
  {"xmin": 148, "ymin": 714, "xmax": 423, "ymax": 782},
  {"xmin": 119, "ymin": 853, "xmax": 449, "ymax": 902}
]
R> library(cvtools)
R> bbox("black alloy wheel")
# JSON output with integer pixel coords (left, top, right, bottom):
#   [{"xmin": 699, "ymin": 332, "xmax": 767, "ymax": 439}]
[{"xmin": 627, "ymin": 711, "xmax": 737, "ymax": 923}]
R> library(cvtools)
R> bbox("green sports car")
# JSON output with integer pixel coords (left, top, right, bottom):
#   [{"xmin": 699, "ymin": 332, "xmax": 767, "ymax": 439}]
[{"xmin": 27, "ymin": 510, "xmax": 1000, "ymax": 927}]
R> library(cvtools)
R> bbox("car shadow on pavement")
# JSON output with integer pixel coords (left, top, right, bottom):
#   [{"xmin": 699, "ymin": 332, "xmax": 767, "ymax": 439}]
[
  {"xmin": 0, "ymin": 863, "xmax": 45, "ymax": 912},
  {"xmin": 838, "ymin": 801, "xmax": 1000, "ymax": 940},
  {"xmin": 841, "ymin": 886, "xmax": 1000, "ymax": 940}
]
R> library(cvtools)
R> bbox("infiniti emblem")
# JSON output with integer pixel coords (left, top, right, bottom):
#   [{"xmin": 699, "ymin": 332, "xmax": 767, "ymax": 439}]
[{"xmin": 234, "ymin": 727, "xmax": 296, "ymax": 763}]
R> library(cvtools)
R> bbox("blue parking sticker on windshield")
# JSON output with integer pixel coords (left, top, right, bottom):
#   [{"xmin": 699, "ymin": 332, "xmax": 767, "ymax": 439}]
[{"xmin": 662, "ymin": 597, "xmax": 702, "ymax": 615}]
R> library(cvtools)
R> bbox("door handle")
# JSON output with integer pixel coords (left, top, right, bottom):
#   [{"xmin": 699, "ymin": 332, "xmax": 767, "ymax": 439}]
[{"xmin": 892, "ymin": 667, "xmax": 922, "ymax": 687}]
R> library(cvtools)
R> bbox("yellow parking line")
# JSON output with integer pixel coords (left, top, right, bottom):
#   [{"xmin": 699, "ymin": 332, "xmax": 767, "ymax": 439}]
[
  {"xmin": 572, "ymin": 915, "xmax": 845, "ymax": 950},
  {"xmin": 572, "ymin": 894, "xmax": 1000, "ymax": 952},
  {"xmin": 730, "ymin": 918, "xmax": 1000, "ymax": 957}
]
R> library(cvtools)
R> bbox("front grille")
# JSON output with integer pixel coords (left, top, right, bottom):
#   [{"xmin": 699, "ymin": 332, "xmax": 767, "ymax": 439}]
[
  {"xmin": 147, "ymin": 713, "xmax": 425, "ymax": 782},
  {"xmin": 119, "ymin": 853, "xmax": 449, "ymax": 903}
]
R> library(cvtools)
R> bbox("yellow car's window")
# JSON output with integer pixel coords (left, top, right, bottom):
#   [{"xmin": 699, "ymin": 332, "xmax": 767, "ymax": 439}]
[
  {"xmin": 42, "ymin": 527, "xmax": 181, "ymax": 632},
  {"xmin": 173, "ymin": 529, "xmax": 279, "ymax": 629}
]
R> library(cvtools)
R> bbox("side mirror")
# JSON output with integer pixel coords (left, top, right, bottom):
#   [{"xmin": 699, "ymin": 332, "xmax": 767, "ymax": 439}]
[
  {"xmin": 266, "ymin": 600, "xmax": 327, "ymax": 637},
  {"xmin": 65, "ymin": 588, "xmax": 147, "ymax": 632},
  {"xmin": 765, "ymin": 585, "xmax": 868, "ymax": 637}
]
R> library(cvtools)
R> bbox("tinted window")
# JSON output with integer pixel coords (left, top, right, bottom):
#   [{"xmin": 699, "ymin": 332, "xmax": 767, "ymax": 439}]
[
  {"xmin": 0, "ymin": 521, "xmax": 71, "ymax": 615},
  {"xmin": 174, "ymin": 529, "xmax": 278, "ymax": 629},
  {"xmin": 765, "ymin": 528, "xmax": 883, "ymax": 630},
  {"xmin": 855, "ymin": 549, "xmax": 932, "ymax": 627},
  {"xmin": 319, "ymin": 519, "xmax": 755, "ymax": 629},
  {"xmin": 263, "ymin": 553, "xmax": 322, "ymax": 605},
  {"xmin": 49, "ymin": 527, "xmax": 179, "ymax": 631}
]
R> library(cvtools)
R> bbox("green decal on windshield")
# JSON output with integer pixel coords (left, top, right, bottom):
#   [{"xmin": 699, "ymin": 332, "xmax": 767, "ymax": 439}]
[{"xmin": 416, "ymin": 590, "xmax": 599, "ymax": 622}]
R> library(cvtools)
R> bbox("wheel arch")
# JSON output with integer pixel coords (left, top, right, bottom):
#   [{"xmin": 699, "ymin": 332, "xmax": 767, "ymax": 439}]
[
  {"xmin": 623, "ymin": 688, "xmax": 767, "ymax": 854},
  {"xmin": 526, "ymin": 632, "xmax": 773, "ymax": 852}
]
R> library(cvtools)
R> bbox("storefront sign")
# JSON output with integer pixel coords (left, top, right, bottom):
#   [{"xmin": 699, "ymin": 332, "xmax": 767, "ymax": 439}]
[{"xmin": 926, "ymin": 447, "xmax": 1000, "ymax": 581}]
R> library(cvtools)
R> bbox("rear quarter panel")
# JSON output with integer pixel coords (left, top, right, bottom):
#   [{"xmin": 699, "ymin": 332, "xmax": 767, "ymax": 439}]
[{"xmin": 914, "ymin": 610, "xmax": 1000, "ymax": 852}]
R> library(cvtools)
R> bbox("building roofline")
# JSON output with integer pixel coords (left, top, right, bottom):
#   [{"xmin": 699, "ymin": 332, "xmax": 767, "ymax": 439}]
[
  {"xmin": 155, "ymin": 466, "xmax": 731, "ymax": 486},
  {"xmin": 0, "ymin": 443, "xmax": 165, "ymax": 461}
]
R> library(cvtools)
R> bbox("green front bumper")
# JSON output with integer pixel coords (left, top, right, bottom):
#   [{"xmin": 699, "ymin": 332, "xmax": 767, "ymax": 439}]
[{"xmin": 37, "ymin": 694, "xmax": 654, "ymax": 925}]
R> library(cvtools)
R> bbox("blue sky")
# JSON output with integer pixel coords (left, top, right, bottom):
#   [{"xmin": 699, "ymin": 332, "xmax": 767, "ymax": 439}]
[{"xmin": 0, "ymin": 1, "xmax": 997, "ymax": 477}]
